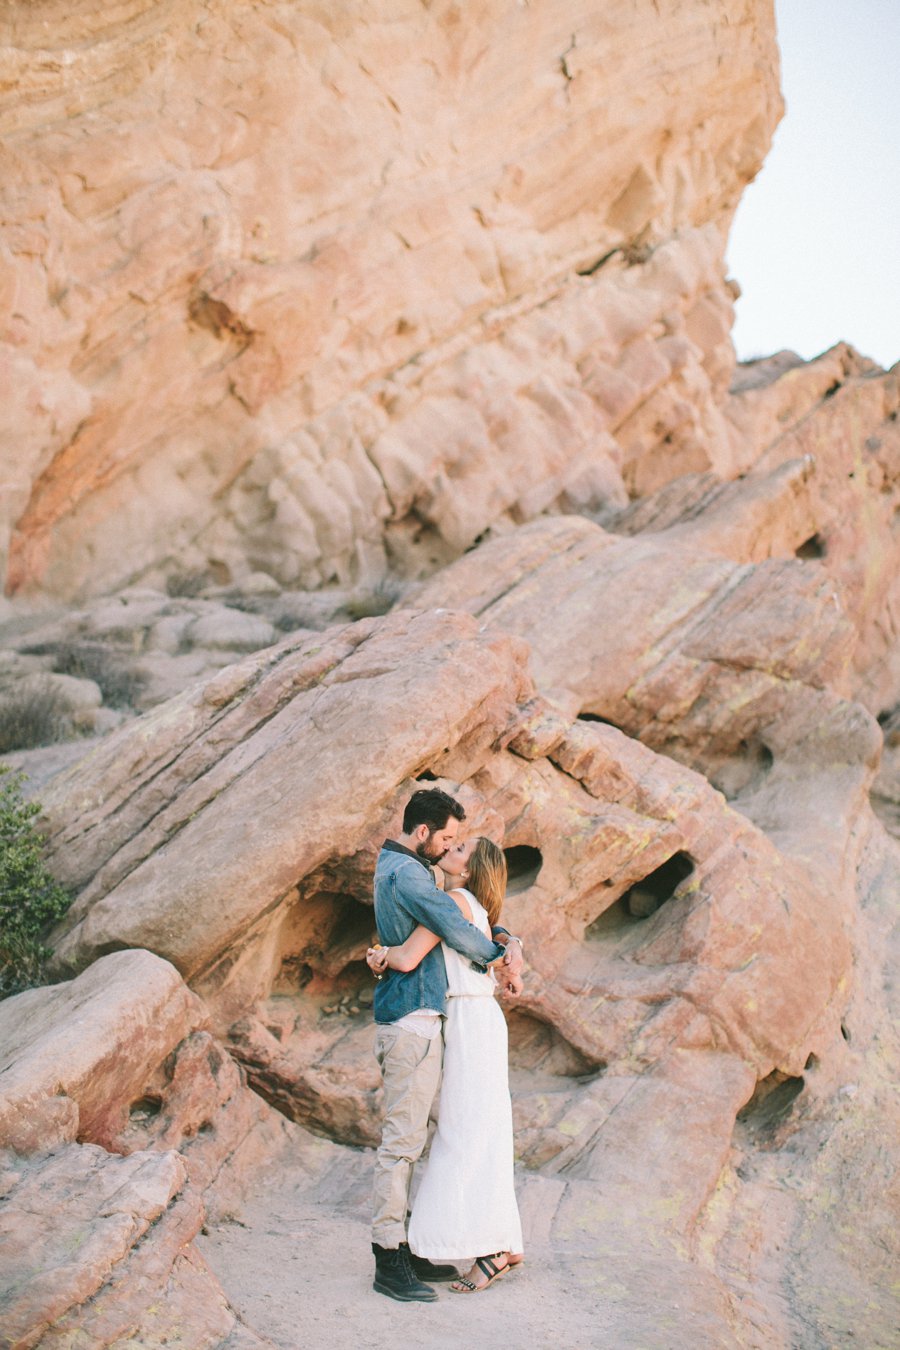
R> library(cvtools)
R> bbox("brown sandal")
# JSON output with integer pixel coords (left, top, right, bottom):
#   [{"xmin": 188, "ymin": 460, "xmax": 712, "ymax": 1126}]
[{"xmin": 450, "ymin": 1253, "xmax": 510, "ymax": 1293}]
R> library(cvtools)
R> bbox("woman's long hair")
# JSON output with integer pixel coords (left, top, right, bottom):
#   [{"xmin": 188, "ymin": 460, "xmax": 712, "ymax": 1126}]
[{"xmin": 467, "ymin": 837, "xmax": 507, "ymax": 927}]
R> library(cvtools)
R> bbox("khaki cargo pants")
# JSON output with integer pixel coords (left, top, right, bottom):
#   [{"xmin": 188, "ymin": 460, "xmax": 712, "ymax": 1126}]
[{"xmin": 371, "ymin": 1022, "xmax": 443, "ymax": 1248}]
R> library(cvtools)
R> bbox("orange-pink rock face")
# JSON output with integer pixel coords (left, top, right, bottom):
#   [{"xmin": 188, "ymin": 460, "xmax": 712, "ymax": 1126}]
[{"xmin": 0, "ymin": 0, "xmax": 781, "ymax": 601}]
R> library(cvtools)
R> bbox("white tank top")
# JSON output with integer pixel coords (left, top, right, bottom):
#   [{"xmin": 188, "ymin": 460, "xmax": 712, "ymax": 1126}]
[{"xmin": 443, "ymin": 890, "xmax": 497, "ymax": 998}]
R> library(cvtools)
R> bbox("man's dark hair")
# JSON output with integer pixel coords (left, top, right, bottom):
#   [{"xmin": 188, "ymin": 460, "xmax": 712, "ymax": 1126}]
[{"xmin": 402, "ymin": 788, "xmax": 465, "ymax": 834}]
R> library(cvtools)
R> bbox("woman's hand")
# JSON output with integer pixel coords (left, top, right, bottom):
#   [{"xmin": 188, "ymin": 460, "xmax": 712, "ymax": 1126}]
[
  {"xmin": 367, "ymin": 945, "xmax": 389, "ymax": 977},
  {"xmin": 496, "ymin": 969, "xmax": 523, "ymax": 998}
]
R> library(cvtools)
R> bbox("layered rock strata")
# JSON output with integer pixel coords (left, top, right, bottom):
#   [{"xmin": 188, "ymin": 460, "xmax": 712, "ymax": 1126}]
[
  {"xmin": 0, "ymin": 1145, "xmax": 272, "ymax": 1350},
  {"xmin": 0, "ymin": 0, "xmax": 781, "ymax": 601}
]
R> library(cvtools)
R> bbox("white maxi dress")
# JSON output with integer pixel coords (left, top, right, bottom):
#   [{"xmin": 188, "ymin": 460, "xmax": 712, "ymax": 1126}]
[{"xmin": 407, "ymin": 891, "xmax": 523, "ymax": 1261}]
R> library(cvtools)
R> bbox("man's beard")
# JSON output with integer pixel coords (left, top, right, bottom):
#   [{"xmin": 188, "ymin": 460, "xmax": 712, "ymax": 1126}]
[{"xmin": 416, "ymin": 835, "xmax": 445, "ymax": 863}]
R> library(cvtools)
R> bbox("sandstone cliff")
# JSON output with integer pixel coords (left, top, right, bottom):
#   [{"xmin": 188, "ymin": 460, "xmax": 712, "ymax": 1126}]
[
  {"xmin": 1, "ymin": 3, "xmax": 898, "ymax": 1348},
  {"xmin": 1, "ymin": 0, "xmax": 780, "ymax": 602}
]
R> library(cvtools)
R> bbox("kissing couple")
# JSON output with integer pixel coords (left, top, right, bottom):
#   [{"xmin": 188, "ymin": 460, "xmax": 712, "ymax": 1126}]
[{"xmin": 367, "ymin": 788, "xmax": 525, "ymax": 1301}]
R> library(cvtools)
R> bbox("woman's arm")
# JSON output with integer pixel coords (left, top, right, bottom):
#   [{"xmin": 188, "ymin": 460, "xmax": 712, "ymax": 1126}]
[
  {"xmin": 367, "ymin": 890, "xmax": 475, "ymax": 974},
  {"xmin": 371, "ymin": 925, "xmax": 441, "ymax": 973},
  {"xmin": 391, "ymin": 860, "xmax": 502, "ymax": 968}
]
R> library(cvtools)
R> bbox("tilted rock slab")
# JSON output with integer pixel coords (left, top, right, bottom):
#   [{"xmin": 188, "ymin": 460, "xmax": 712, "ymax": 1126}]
[
  {"xmin": 618, "ymin": 344, "xmax": 900, "ymax": 716},
  {"xmin": 45, "ymin": 609, "xmax": 531, "ymax": 981},
  {"xmin": 409, "ymin": 514, "xmax": 878, "ymax": 831}
]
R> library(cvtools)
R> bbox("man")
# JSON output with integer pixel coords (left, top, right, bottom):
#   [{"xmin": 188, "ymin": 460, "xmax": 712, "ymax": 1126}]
[{"xmin": 370, "ymin": 788, "xmax": 524, "ymax": 1302}]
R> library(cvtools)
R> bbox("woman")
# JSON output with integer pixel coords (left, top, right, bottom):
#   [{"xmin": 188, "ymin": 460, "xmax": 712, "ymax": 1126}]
[{"xmin": 367, "ymin": 836, "xmax": 523, "ymax": 1293}]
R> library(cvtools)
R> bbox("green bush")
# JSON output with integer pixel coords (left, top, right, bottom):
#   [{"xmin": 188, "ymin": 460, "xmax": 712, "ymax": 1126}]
[{"xmin": 0, "ymin": 767, "xmax": 71, "ymax": 999}]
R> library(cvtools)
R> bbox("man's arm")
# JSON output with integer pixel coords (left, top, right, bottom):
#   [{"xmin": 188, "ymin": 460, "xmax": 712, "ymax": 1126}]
[
  {"xmin": 395, "ymin": 861, "xmax": 503, "ymax": 968},
  {"xmin": 492, "ymin": 928, "xmax": 524, "ymax": 964}
]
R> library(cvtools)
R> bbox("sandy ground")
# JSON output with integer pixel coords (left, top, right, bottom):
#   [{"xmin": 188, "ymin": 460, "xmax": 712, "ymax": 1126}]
[{"xmin": 197, "ymin": 1154, "xmax": 742, "ymax": 1350}]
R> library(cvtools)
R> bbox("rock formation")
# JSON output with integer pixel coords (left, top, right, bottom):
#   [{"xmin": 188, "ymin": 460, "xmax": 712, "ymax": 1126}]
[
  {"xmin": 1, "ymin": 2, "xmax": 898, "ymax": 1348},
  {"xmin": 0, "ymin": 949, "xmax": 292, "ymax": 1347},
  {"xmin": 0, "ymin": 0, "xmax": 780, "ymax": 603}
]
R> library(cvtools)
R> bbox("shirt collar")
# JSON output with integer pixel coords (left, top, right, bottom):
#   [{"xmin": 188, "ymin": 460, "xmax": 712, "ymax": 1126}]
[{"xmin": 383, "ymin": 838, "xmax": 433, "ymax": 872}]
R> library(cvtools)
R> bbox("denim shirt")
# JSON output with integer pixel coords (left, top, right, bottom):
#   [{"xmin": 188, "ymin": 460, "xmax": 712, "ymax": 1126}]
[{"xmin": 372, "ymin": 841, "xmax": 504, "ymax": 1025}]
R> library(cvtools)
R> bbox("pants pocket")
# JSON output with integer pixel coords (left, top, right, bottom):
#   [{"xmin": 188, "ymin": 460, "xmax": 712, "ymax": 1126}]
[{"xmin": 375, "ymin": 1024, "xmax": 435, "ymax": 1071}]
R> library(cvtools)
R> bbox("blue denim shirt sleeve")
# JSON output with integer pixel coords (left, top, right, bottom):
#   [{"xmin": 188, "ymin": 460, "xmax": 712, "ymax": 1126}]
[{"xmin": 395, "ymin": 860, "xmax": 503, "ymax": 969}]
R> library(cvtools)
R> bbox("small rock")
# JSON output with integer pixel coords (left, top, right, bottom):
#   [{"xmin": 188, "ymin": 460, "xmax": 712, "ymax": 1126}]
[
  {"xmin": 627, "ymin": 886, "xmax": 660, "ymax": 919},
  {"xmin": 239, "ymin": 572, "xmax": 283, "ymax": 597},
  {"xmin": 186, "ymin": 609, "xmax": 276, "ymax": 652},
  {"xmin": 146, "ymin": 613, "xmax": 195, "ymax": 654}
]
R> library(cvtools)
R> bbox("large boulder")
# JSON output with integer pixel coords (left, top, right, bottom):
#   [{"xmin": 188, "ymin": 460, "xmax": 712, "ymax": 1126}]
[
  {"xmin": 0, "ymin": 950, "xmax": 205, "ymax": 1153},
  {"xmin": 0, "ymin": 949, "xmax": 297, "ymax": 1348},
  {"xmin": 0, "ymin": 950, "xmax": 293, "ymax": 1196},
  {"xmin": 0, "ymin": 1144, "xmax": 273, "ymax": 1349}
]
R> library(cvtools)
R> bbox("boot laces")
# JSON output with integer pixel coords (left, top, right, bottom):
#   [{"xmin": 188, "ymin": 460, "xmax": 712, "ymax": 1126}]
[{"xmin": 398, "ymin": 1244, "xmax": 421, "ymax": 1285}]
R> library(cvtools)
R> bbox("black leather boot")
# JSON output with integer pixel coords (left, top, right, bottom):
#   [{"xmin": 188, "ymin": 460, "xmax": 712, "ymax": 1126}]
[
  {"xmin": 409, "ymin": 1253, "xmax": 459, "ymax": 1282},
  {"xmin": 372, "ymin": 1242, "xmax": 438, "ymax": 1302}
]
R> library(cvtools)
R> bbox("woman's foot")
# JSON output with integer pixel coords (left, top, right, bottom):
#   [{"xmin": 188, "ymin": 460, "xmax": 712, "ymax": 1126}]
[
  {"xmin": 507, "ymin": 1252, "xmax": 525, "ymax": 1268},
  {"xmin": 450, "ymin": 1252, "xmax": 510, "ymax": 1293}
]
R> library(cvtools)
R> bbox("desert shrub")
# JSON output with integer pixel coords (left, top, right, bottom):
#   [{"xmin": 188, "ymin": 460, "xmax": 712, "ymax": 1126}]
[
  {"xmin": 343, "ymin": 579, "xmax": 403, "ymax": 621},
  {"xmin": 0, "ymin": 677, "xmax": 73, "ymax": 753},
  {"xmin": 166, "ymin": 569, "xmax": 210, "ymax": 598},
  {"xmin": 0, "ymin": 767, "xmax": 71, "ymax": 998},
  {"xmin": 53, "ymin": 641, "xmax": 144, "ymax": 709},
  {"xmin": 274, "ymin": 611, "xmax": 304, "ymax": 633},
  {"xmin": 166, "ymin": 562, "xmax": 230, "ymax": 597}
]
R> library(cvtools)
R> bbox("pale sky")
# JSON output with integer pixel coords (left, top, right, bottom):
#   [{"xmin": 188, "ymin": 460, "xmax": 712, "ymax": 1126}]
[{"xmin": 727, "ymin": 0, "xmax": 900, "ymax": 371}]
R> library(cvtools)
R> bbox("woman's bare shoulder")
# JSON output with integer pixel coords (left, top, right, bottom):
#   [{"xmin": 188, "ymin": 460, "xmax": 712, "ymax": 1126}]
[{"xmin": 447, "ymin": 888, "xmax": 473, "ymax": 922}]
